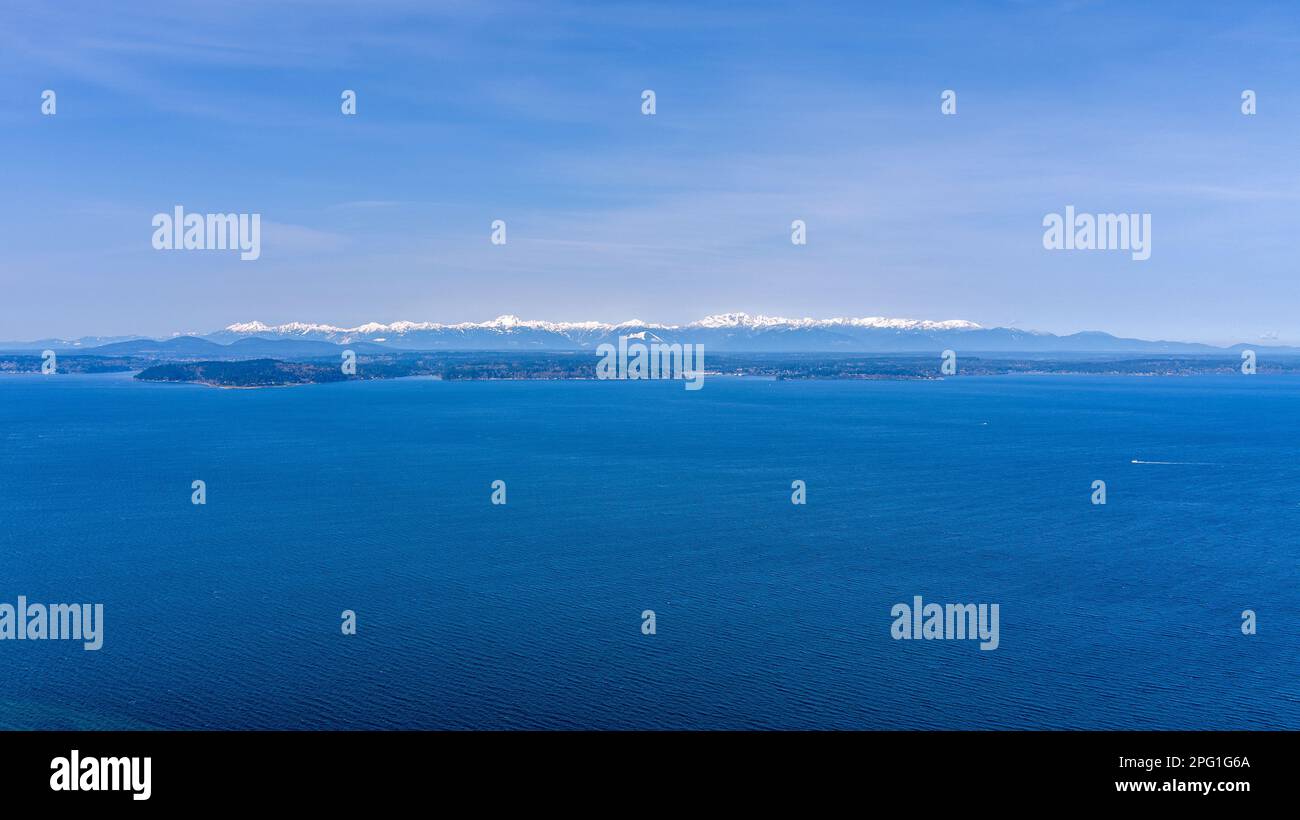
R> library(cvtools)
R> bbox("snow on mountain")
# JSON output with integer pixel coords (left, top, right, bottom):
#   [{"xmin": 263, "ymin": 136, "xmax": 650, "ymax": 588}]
[
  {"xmin": 147, "ymin": 312, "xmax": 1275, "ymax": 354},
  {"xmin": 220, "ymin": 312, "xmax": 983, "ymax": 337},
  {"xmin": 690, "ymin": 312, "xmax": 981, "ymax": 331},
  {"xmin": 191, "ymin": 312, "xmax": 1024, "ymax": 352},
  {"xmin": 11, "ymin": 313, "xmax": 1283, "ymax": 354}
]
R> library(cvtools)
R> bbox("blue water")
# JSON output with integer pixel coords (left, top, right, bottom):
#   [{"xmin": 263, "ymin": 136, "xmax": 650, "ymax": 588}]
[{"xmin": 0, "ymin": 373, "xmax": 1296, "ymax": 729}]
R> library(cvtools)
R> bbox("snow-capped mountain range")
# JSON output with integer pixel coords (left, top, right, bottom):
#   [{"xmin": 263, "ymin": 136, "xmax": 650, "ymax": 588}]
[
  {"xmin": 3, "ymin": 313, "xmax": 1291, "ymax": 354},
  {"xmin": 217, "ymin": 313, "xmax": 982, "ymax": 339},
  {"xmin": 200, "ymin": 312, "xmax": 1028, "ymax": 352},
  {"xmin": 197, "ymin": 313, "xmax": 1265, "ymax": 353}
]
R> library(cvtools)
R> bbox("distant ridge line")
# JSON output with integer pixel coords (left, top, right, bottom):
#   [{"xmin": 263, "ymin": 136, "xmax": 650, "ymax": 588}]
[{"xmin": 5, "ymin": 313, "xmax": 1298, "ymax": 355}]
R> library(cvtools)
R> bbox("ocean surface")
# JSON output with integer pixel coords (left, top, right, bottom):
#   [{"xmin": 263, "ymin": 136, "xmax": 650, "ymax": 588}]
[{"xmin": 0, "ymin": 372, "xmax": 1296, "ymax": 730}]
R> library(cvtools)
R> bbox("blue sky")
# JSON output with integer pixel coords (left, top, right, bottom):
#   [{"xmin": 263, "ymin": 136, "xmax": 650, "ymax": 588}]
[{"xmin": 2, "ymin": 0, "xmax": 1298, "ymax": 344}]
